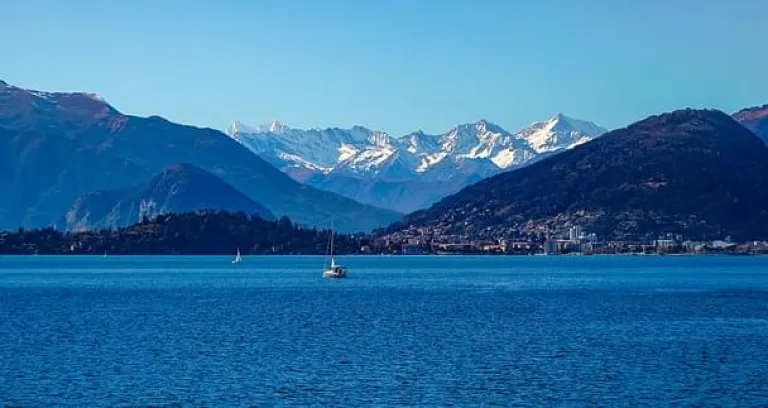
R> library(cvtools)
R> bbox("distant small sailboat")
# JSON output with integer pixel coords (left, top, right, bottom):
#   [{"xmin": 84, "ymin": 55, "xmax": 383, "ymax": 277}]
[
  {"xmin": 103, "ymin": 251, "xmax": 108, "ymax": 259},
  {"xmin": 322, "ymin": 221, "xmax": 347, "ymax": 279},
  {"xmin": 232, "ymin": 247, "xmax": 242, "ymax": 264}
]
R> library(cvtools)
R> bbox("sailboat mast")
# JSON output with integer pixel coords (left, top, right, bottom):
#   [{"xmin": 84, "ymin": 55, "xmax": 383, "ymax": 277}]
[{"xmin": 330, "ymin": 220, "xmax": 335, "ymax": 265}]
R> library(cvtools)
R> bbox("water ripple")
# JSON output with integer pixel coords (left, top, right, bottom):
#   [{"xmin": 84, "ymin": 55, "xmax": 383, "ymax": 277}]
[{"xmin": 1, "ymin": 256, "xmax": 768, "ymax": 405}]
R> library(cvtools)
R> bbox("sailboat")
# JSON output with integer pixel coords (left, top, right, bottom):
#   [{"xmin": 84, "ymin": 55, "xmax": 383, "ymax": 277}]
[
  {"xmin": 232, "ymin": 247, "xmax": 242, "ymax": 264},
  {"xmin": 322, "ymin": 222, "xmax": 347, "ymax": 279}
]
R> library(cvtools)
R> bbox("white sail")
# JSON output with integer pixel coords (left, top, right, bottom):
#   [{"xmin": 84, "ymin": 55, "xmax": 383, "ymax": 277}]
[{"xmin": 233, "ymin": 247, "xmax": 242, "ymax": 264}]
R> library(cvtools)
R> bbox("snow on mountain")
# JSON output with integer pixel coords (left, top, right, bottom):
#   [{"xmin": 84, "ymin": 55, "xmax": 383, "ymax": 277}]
[
  {"xmin": 517, "ymin": 113, "xmax": 609, "ymax": 154},
  {"xmin": 1, "ymin": 79, "xmax": 109, "ymax": 105},
  {"xmin": 226, "ymin": 121, "xmax": 261, "ymax": 136},
  {"xmin": 227, "ymin": 115, "xmax": 606, "ymax": 180},
  {"xmin": 226, "ymin": 115, "xmax": 607, "ymax": 212},
  {"xmin": 226, "ymin": 123, "xmax": 383, "ymax": 174},
  {"xmin": 400, "ymin": 120, "xmax": 539, "ymax": 180}
]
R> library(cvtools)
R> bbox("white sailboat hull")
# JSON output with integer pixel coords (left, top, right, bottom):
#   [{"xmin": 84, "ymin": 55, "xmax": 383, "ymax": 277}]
[
  {"xmin": 323, "ymin": 266, "xmax": 348, "ymax": 279},
  {"xmin": 323, "ymin": 220, "xmax": 348, "ymax": 278}
]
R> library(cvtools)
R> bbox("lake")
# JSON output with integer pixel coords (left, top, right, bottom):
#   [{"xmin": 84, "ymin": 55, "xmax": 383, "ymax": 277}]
[{"xmin": 1, "ymin": 255, "xmax": 767, "ymax": 406}]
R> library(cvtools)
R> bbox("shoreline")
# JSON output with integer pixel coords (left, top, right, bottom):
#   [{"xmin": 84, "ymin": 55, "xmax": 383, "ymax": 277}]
[{"xmin": 1, "ymin": 252, "xmax": 763, "ymax": 257}]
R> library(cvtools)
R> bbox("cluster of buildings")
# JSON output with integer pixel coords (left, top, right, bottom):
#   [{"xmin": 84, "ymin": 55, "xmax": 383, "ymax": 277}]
[{"xmin": 372, "ymin": 225, "xmax": 768, "ymax": 255}]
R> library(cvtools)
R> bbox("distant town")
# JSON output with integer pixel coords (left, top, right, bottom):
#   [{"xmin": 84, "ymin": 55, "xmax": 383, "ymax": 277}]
[
  {"xmin": 3, "ymin": 212, "xmax": 768, "ymax": 256},
  {"xmin": 372, "ymin": 225, "xmax": 768, "ymax": 256}
]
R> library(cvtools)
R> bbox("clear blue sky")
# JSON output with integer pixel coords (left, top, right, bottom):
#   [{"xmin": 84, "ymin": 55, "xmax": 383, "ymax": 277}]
[{"xmin": 3, "ymin": 0, "xmax": 767, "ymax": 135}]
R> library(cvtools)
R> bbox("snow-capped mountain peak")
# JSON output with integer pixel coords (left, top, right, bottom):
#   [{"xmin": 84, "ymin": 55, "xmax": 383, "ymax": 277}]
[
  {"xmin": 475, "ymin": 119, "xmax": 507, "ymax": 134},
  {"xmin": 517, "ymin": 113, "xmax": 608, "ymax": 154},
  {"xmin": 369, "ymin": 131, "xmax": 393, "ymax": 148},
  {"xmin": 258, "ymin": 120, "xmax": 289, "ymax": 133},
  {"xmin": 226, "ymin": 120, "xmax": 290, "ymax": 138},
  {"xmin": 226, "ymin": 114, "xmax": 607, "ymax": 183},
  {"xmin": 0, "ymin": 79, "xmax": 118, "ymax": 122},
  {"xmin": 0, "ymin": 80, "xmax": 109, "ymax": 105},
  {"xmin": 226, "ymin": 121, "xmax": 260, "ymax": 138},
  {"xmin": 553, "ymin": 113, "xmax": 607, "ymax": 135}
]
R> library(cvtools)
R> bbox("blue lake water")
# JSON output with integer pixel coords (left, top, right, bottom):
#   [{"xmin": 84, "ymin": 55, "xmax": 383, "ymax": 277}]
[{"xmin": 1, "ymin": 255, "xmax": 768, "ymax": 406}]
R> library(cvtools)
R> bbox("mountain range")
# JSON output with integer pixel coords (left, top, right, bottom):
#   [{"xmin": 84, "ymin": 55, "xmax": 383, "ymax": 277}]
[
  {"xmin": 0, "ymin": 80, "xmax": 400, "ymax": 233},
  {"xmin": 227, "ymin": 114, "xmax": 608, "ymax": 212},
  {"xmin": 388, "ymin": 109, "xmax": 768, "ymax": 241},
  {"xmin": 3, "ymin": 78, "xmax": 767, "ymax": 240}
]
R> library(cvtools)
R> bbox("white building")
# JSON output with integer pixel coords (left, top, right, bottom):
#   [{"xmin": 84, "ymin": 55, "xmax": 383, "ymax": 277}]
[{"xmin": 569, "ymin": 226, "xmax": 582, "ymax": 242}]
